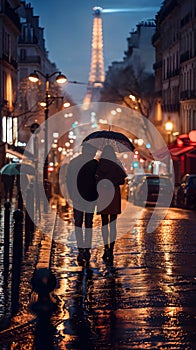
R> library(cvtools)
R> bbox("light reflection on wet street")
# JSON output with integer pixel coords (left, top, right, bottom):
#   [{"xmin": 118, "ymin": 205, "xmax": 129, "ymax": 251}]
[
  {"xmin": 0, "ymin": 204, "xmax": 196, "ymax": 349},
  {"xmin": 51, "ymin": 206, "xmax": 196, "ymax": 349}
]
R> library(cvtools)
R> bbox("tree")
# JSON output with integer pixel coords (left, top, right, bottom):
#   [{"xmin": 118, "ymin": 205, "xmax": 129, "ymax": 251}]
[{"xmin": 100, "ymin": 61, "xmax": 155, "ymax": 119}]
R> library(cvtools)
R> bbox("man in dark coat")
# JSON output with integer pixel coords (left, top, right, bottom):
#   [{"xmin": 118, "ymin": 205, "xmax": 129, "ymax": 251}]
[{"xmin": 66, "ymin": 143, "xmax": 98, "ymax": 265}]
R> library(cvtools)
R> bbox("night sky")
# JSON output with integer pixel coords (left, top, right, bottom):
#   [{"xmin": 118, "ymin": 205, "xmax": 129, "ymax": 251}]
[{"xmin": 28, "ymin": 0, "xmax": 163, "ymax": 103}]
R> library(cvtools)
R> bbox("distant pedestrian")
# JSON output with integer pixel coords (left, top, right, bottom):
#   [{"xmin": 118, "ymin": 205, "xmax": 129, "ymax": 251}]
[
  {"xmin": 1, "ymin": 174, "xmax": 15, "ymax": 201},
  {"xmin": 66, "ymin": 143, "xmax": 98, "ymax": 266},
  {"xmin": 95, "ymin": 145, "xmax": 127, "ymax": 263}
]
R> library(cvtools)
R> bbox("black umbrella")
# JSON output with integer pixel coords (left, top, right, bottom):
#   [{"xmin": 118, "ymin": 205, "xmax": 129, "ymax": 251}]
[
  {"xmin": 82, "ymin": 130, "xmax": 135, "ymax": 153},
  {"xmin": 16, "ymin": 163, "xmax": 35, "ymax": 175}
]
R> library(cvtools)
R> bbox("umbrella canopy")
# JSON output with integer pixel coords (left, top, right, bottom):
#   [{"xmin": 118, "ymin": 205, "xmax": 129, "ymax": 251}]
[
  {"xmin": 0, "ymin": 162, "xmax": 35, "ymax": 176},
  {"xmin": 82, "ymin": 130, "xmax": 135, "ymax": 153},
  {"xmin": 0, "ymin": 163, "xmax": 20, "ymax": 176},
  {"xmin": 17, "ymin": 163, "xmax": 35, "ymax": 175}
]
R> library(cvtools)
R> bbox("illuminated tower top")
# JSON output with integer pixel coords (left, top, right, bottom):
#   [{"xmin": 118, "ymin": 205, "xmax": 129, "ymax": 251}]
[
  {"xmin": 83, "ymin": 6, "xmax": 105, "ymax": 106},
  {"xmin": 93, "ymin": 6, "xmax": 103, "ymax": 16}
]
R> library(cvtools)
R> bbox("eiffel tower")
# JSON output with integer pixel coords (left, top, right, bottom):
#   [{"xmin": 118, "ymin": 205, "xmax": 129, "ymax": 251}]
[{"xmin": 83, "ymin": 7, "xmax": 105, "ymax": 107}]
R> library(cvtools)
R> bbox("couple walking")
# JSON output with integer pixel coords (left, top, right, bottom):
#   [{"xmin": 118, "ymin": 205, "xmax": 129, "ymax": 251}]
[{"xmin": 66, "ymin": 143, "xmax": 127, "ymax": 266}]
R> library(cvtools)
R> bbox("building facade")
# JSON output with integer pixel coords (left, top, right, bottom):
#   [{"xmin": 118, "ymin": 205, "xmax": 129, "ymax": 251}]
[
  {"xmin": 152, "ymin": 0, "xmax": 196, "ymax": 137},
  {"xmin": 0, "ymin": 0, "xmax": 21, "ymax": 166},
  {"xmin": 152, "ymin": 0, "xmax": 196, "ymax": 180},
  {"xmin": 16, "ymin": 1, "xmax": 62, "ymax": 143},
  {"xmin": 101, "ymin": 20, "xmax": 156, "ymax": 104},
  {"xmin": 0, "ymin": 0, "xmax": 71, "ymax": 166},
  {"xmin": 124, "ymin": 20, "xmax": 156, "ymax": 75}
]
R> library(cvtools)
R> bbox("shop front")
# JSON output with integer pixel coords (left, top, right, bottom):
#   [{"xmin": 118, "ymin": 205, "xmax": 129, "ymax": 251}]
[{"xmin": 169, "ymin": 133, "xmax": 196, "ymax": 183}]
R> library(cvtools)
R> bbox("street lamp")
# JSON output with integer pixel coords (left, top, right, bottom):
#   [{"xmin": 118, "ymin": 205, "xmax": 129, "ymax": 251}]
[
  {"xmin": 28, "ymin": 70, "xmax": 67, "ymax": 183},
  {"xmin": 165, "ymin": 116, "xmax": 174, "ymax": 144},
  {"xmin": 29, "ymin": 70, "xmax": 67, "ymax": 212}
]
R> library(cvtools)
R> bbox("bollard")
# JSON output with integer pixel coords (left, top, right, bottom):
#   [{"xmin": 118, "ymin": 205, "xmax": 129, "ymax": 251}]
[
  {"xmin": 11, "ymin": 209, "xmax": 24, "ymax": 316},
  {"xmin": 31, "ymin": 268, "xmax": 57, "ymax": 349},
  {"xmin": 30, "ymin": 268, "xmax": 57, "ymax": 318}
]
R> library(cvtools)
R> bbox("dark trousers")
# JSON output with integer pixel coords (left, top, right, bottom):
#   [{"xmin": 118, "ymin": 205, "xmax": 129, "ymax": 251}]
[
  {"xmin": 73, "ymin": 208, "xmax": 94, "ymax": 249},
  {"xmin": 101, "ymin": 214, "xmax": 117, "ymax": 247}
]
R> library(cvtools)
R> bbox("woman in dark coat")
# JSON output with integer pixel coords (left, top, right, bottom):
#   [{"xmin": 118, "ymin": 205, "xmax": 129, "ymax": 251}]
[{"xmin": 96, "ymin": 145, "xmax": 127, "ymax": 262}]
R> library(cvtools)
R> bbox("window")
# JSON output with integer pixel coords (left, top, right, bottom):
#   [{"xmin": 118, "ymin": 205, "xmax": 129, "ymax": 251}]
[
  {"xmin": 20, "ymin": 49, "xmax": 26, "ymax": 60},
  {"xmin": 3, "ymin": 30, "xmax": 11, "ymax": 59}
]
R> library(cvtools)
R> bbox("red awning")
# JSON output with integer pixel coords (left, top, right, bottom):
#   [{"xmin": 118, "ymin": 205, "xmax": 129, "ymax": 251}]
[{"xmin": 169, "ymin": 146, "xmax": 194, "ymax": 157}]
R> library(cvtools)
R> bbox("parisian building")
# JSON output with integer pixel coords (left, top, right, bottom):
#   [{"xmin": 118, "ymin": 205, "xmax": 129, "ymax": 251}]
[
  {"xmin": 0, "ymin": 0, "xmax": 21, "ymax": 167},
  {"xmin": 152, "ymin": 0, "xmax": 196, "ymax": 135},
  {"xmin": 16, "ymin": 1, "xmax": 62, "ymax": 144},
  {"xmin": 1, "ymin": 1, "xmax": 71, "ymax": 161},
  {"xmin": 152, "ymin": 0, "xmax": 196, "ymax": 180},
  {"xmin": 101, "ymin": 20, "xmax": 156, "ymax": 103},
  {"xmin": 124, "ymin": 20, "xmax": 156, "ymax": 75}
]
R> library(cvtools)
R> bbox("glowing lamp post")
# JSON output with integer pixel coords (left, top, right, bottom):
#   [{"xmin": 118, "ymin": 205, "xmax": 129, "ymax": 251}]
[
  {"xmin": 28, "ymin": 70, "xmax": 67, "ymax": 182},
  {"xmin": 165, "ymin": 116, "xmax": 174, "ymax": 144},
  {"xmin": 29, "ymin": 70, "xmax": 67, "ymax": 212}
]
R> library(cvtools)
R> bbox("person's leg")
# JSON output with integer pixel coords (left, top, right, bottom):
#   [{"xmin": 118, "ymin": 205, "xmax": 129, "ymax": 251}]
[
  {"xmin": 4, "ymin": 183, "xmax": 8, "ymax": 201},
  {"xmin": 4, "ymin": 189, "xmax": 8, "ymax": 201},
  {"xmin": 84, "ymin": 212, "xmax": 94, "ymax": 249},
  {"xmin": 101, "ymin": 214, "xmax": 110, "ymax": 259},
  {"xmin": 109, "ymin": 214, "xmax": 117, "ymax": 256},
  {"xmin": 84, "ymin": 212, "xmax": 94, "ymax": 264},
  {"xmin": 101, "ymin": 214, "xmax": 109, "ymax": 246},
  {"xmin": 73, "ymin": 208, "xmax": 84, "ymax": 249},
  {"xmin": 9, "ymin": 187, "xmax": 13, "ymax": 202}
]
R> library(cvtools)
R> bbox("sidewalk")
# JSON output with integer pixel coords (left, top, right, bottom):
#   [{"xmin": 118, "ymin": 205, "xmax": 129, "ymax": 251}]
[{"xmin": 0, "ymin": 199, "xmax": 57, "ymax": 334}]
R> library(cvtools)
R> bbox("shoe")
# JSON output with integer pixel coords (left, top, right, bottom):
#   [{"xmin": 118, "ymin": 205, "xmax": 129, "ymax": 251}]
[
  {"xmin": 84, "ymin": 249, "xmax": 91, "ymax": 265},
  {"xmin": 102, "ymin": 247, "xmax": 110, "ymax": 261},
  {"xmin": 107, "ymin": 251, "xmax": 114, "ymax": 266},
  {"xmin": 77, "ymin": 249, "xmax": 85, "ymax": 266}
]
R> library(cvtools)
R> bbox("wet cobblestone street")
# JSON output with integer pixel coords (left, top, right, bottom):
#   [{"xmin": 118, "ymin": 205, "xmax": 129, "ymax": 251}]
[{"xmin": 0, "ymin": 201, "xmax": 196, "ymax": 349}]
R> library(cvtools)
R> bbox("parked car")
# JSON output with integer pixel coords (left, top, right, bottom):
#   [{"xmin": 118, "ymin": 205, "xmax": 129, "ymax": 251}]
[
  {"xmin": 129, "ymin": 173, "xmax": 154, "ymax": 201},
  {"xmin": 176, "ymin": 174, "xmax": 196, "ymax": 209},
  {"xmin": 133, "ymin": 175, "xmax": 174, "ymax": 207}
]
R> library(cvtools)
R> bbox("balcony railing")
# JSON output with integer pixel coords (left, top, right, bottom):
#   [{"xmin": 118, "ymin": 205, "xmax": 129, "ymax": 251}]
[
  {"xmin": 162, "ymin": 103, "xmax": 180, "ymax": 112},
  {"xmin": 165, "ymin": 69, "xmax": 180, "ymax": 79},
  {"xmin": 180, "ymin": 90, "xmax": 196, "ymax": 100},
  {"xmin": 18, "ymin": 37, "xmax": 38, "ymax": 44},
  {"xmin": 18, "ymin": 55, "xmax": 41, "ymax": 64},
  {"xmin": 180, "ymin": 51, "xmax": 190, "ymax": 63}
]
